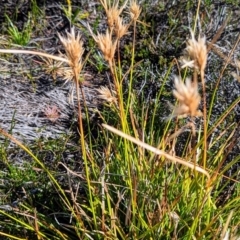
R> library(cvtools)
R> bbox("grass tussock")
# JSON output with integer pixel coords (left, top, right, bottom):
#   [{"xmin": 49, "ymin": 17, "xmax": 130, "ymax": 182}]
[{"xmin": 0, "ymin": 0, "xmax": 239, "ymax": 239}]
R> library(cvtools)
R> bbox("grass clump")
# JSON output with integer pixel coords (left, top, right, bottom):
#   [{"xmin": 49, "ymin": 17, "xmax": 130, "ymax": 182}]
[
  {"xmin": 0, "ymin": 0, "xmax": 239, "ymax": 239},
  {"xmin": 5, "ymin": 14, "xmax": 32, "ymax": 46}
]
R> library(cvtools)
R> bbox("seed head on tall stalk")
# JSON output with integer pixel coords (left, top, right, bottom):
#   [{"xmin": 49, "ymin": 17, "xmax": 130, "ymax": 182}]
[
  {"xmin": 129, "ymin": 0, "xmax": 141, "ymax": 22},
  {"xmin": 89, "ymin": 28, "xmax": 117, "ymax": 68},
  {"xmin": 99, "ymin": 0, "xmax": 128, "ymax": 29},
  {"xmin": 87, "ymin": 24, "xmax": 126, "ymax": 123},
  {"xmin": 171, "ymin": 76, "xmax": 202, "ymax": 137},
  {"xmin": 181, "ymin": 30, "xmax": 207, "ymax": 81},
  {"xmin": 181, "ymin": 30, "xmax": 208, "ymax": 167},
  {"xmin": 58, "ymin": 27, "xmax": 84, "ymax": 78},
  {"xmin": 58, "ymin": 27, "xmax": 98, "ymax": 227},
  {"xmin": 87, "ymin": 26, "xmax": 123, "ymax": 114},
  {"xmin": 88, "ymin": 0, "xmax": 142, "ymax": 143},
  {"xmin": 172, "ymin": 76, "xmax": 202, "ymax": 118},
  {"xmin": 125, "ymin": 0, "xmax": 141, "ymax": 115},
  {"xmin": 58, "ymin": 28, "xmax": 86, "ymax": 157}
]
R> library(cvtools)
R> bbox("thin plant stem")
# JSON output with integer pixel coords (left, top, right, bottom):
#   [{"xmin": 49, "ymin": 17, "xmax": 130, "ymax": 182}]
[
  {"xmin": 102, "ymin": 124, "xmax": 210, "ymax": 179},
  {"xmin": 201, "ymin": 71, "xmax": 207, "ymax": 170},
  {"xmin": 193, "ymin": 0, "xmax": 201, "ymax": 33},
  {"xmin": 73, "ymin": 69, "xmax": 97, "ymax": 228},
  {"xmin": 109, "ymin": 62, "xmax": 126, "ymax": 129},
  {"xmin": 126, "ymin": 20, "xmax": 136, "ymax": 114},
  {"xmin": 0, "ymin": 49, "xmax": 68, "ymax": 63}
]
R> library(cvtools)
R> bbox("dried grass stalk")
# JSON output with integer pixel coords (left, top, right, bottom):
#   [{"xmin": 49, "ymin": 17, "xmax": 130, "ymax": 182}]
[{"xmin": 102, "ymin": 124, "xmax": 209, "ymax": 179}]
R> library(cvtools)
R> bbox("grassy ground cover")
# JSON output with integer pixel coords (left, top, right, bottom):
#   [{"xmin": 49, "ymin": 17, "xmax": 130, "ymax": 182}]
[{"xmin": 0, "ymin": 0, "xmax": 239, "ymax": 239}]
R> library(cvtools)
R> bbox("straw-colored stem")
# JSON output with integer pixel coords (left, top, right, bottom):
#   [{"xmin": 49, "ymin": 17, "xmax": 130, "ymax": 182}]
[
  {"xmin": 102, "ymin": 124, "xmax": 210, "ymax": 179},
  {"xmin": 74, "ymin": 70, "xmax": 85, "ymax": 152},
  {"xmin": 117, "ymin": 41, "xmax": 122, "ymax": 78},
  {"xmin": 109, "ymin": 62, "xmax": 126, "ymax": 127},
  {"xmin": 200, "ymin": 69, "xmax": 211, "ymax": 227},
  {"xmin": 126, "ymin": 20, "xmax": 136, "ymax": 114},
  {"xmin": 0, "ymin": 49, "xmax": 69, "ymax": 63},
  {"xmin": 201, "ymin": 71, "xmax": 207, "ymax": 169},
  {"xmin": 73, "ymin": 68, "xmax": 97, "ymax": 228}
]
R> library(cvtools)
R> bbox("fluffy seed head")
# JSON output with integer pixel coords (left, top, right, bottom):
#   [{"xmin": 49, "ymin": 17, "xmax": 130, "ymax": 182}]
[
  {"xmin": 91, "ymin": 29, "xmax": 117, "ymax": 64},
  {"xmin": 181, "ymin": 31, "xmax": 207, "ymax": 76},
  {"xmin": 97, "ymin": 86, "xmax": 117, "ymax": 104},
  {"xmin": 172, "ymin": 76, "xmax": 202, "ymax": 117},
  {"xmin": 114, "ymin": 17, "xmax": 129, "ymax": 39},
  {"xmin": 58, "ymin": 27, "xmax": 84, "ymax": 76},
  {"xmin": 100, "ymin": 0, "xmax": 127, "ymax": 28},
  {"xmin": 129, "ymin": 0, "xmax": 141, "ymax": 21}
]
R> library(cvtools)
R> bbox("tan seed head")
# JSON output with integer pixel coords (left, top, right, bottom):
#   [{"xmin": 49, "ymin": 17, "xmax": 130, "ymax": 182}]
[
  {"xmin": 172, "ymin": 76, "xmax": 202, "ymax": 117},
  {"xmin": 90, "ymin": 29, "xmax": 117, "ymax": 64},
  {"xmin": 181, "ymin": 30, "xmax": 207, "ymax": 77},
  {"xmin": 129, "ymin": 0, "xmax": 141, "ymax": 21},
  {"xmin": 100, "ymin": 0, "xmax": 127, "ymax": 28},
  {"xmin": 97, "ymin": 86, "xmax": 117, "ymax": 105},
  {"xmin": 58, "ymin": 27, "xmax": 84, "ymax": 76},
  {"xmin": 114, "ymin": 17, "xmax": 129, "ymax": 39}
]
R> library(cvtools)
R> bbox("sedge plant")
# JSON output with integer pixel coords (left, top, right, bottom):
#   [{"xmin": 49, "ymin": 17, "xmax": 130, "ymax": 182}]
[{"xmin": 0, "ymin": 0, "xmax": 239, "ymax": 239}]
